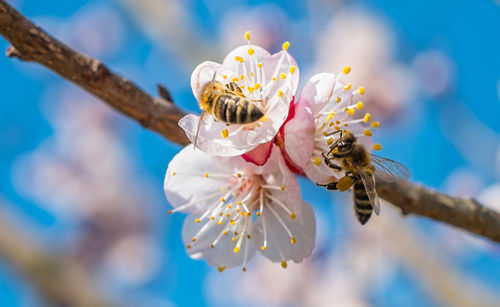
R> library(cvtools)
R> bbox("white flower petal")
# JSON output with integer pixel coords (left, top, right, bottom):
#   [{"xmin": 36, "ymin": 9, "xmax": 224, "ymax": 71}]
[
  {"xmin": 182, "ymin": 214, "xmax": 257, "ymax": 269},
  {"xmin": 252, "ymin": 200, "xmax": 315, "ymax": 264},
  {"xmin": 191, "ymin": 61, "xmax": 235, "ymax": 101},
  {"xmin": 164, "ymin": 145, "xmax": 245, "ymax": 213}
]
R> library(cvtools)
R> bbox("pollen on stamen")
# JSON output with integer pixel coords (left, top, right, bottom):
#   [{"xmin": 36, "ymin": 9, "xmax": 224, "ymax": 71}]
[
  {"xmin": 280, "ymin": 73, "xmax": 286, "ymax": 80},
  {"xmin": 210, "ymin": 244, "xmax": 215, "ymax": 248},
  {"xmin": 257, "ymin": 63, "xmax": 263, "ymax": 68},
  {"xmin": 205, "ymin": 172, "xmax": 209, "ymax": 177},
  {"xmin": 221, "ymin": 129, "xmax": 229, "ymax": 138},
  {"xmin": 291, "ymin": 237, "xmax": 297, "ymax": 244},
  {"xmin": 256, "ymin": 212, "xmax": 261, "ymax": 216},
  {"xmin": 247, "ymin": 48, "xmax": 254, "ymax": 55},
  {"xmin": 313, "ymin": 157, "xmax": 322, "ymax": 166},
  {"xmin": 281, "ymin": 261, "xmax": 287, "ymax": 269},
  {"xmin": 278, "ymin": 90, "xmax": 283, "ymax": 97},
  {"xmin": 373, "ymin": 144, "xmax": 382, "ymax": 150},
  {"xmin": 255, "ymin": 83, "xmax": 261, "ymax": 89},
  {"xmin": 218, "ymin": 267, "xmax": 226, "ymax": 273},
  {"xmin": 344, "ymin": 83, "xmax": 352, "ymax": 90},
  {"xmin": 195, "ymin": 218, "xmax": 201, "ymax": 223},
  {"xmin": 261, "ymin": 246, "xmax": 266, "ymax": 250},
  {"xmin": 358, "ymin": 87, "xmax": 365, "ymax": 95},
  {"xmin": 244, "ymin": 31, "xmax": 250, "ymax": 41},
  {"xmin": 210, "ymin": 216, "xmax": 215, "ymax": 220},
  {"xmin": 217, "ymin": 221, "xmax": 222, "ymax": 225},
  {"xmin": 231, "ymin": 77, "xmax": 238, "ymax": 82},
  {"xmin": 192, "ymin": 237, "xmax": 196, "ymax": 242},
  {"xmin": 272, "ymin": 77, "xmax": 277, "ymax": 81},
  {"xmin": 289, "ymin": 65, "xmax": 296, "ymax": 74},
  {"xmin": 327, "ymin": 138, "xmax": 334, "ymax": 145},
  {"xmin": 342, "ymin": 66, "xmax": 351, "ymax": 74},
  {"xmin": 356, "ymin": 101, "xmax": 364, "ymax": 109},
  {"xmin": 232, "ymin": 237, "xmax": 236, "ymax": 242},
  {"xmin": 186, "ymin": 244, "xmax": 191, "ymax": 249},
  {"xmin": 336, "ymin": 97, "xmax": 341, "ymax": 103},
  {"xmin": 242, "ymin": 267, "xmax": 247, "ymax": 272},
  {"xmin": 235, "ymin": 56, "xmax": 244, "ymax": 63},
  {"xmin": 364, "ymin": 129, "xmax": 373, "ymax": 136},
  {"xmin": 371, "ymin": 121, "xmax": 380, "ymax": 128},
  {"xmin": 347, "ymin": 108, "xmax": 355, "ymax": 116},
  {"xmin": 363, "ymin": 113, "xmax": 372, "ymax": 123},
  {"xmin": 223, "ymin": 230, "xmax": 228, "ymax": 235},
  {"xmin": 221, "ymin": 197, "xmax": 226, "ymax": 202},
  {"xmin": 167, "ymin": 210, "xmax": 173, "ymax": 214},
  {"xmin": 237, "ymin": 201, "xmax": 242, "ymax": 205},
  {"xmin": 172, "ymin": 172, "xmax": 176, "ymax": 176},
  {"xmin": 234, "ymin": 247, "xmax": 240, "ymax": 253},
  {"xmin": 260, "ymin": 115, "xmax": 267, "ymax": 122},
  {"xmin": 280, "ymin": 185, "xmax": 286, "ymax": 191},
  {"xmin": 240, "ymin": 74, "xmax": 245, "ymax": 80},
  {"xmin": 282, "ymin": 41, "xmax": 290, "ymax": 51},
  {"xmin": 290, "ymin": 213, "xmax": 296, "ymax": 219}
]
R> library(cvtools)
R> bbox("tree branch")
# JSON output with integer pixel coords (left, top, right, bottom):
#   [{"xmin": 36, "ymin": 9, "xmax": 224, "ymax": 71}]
[{"xmin": 1, "ymin": 0, "xmax": 499, "ymax": 247}]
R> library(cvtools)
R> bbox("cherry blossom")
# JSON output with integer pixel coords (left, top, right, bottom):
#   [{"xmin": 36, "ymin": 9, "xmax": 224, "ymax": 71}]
[
  {"xmin": 164, "ymin": 144, "xmax": 315, "ymax": 271},
  {"xmin": 280, "ymin": 69, "xmax": 380, "ymax": 183},
  {"xmin": 179, "ymin": 31, "xmax": 299, "ymax": 159}
]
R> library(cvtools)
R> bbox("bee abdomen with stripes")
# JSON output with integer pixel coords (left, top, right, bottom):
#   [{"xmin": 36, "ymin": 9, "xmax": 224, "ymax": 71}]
[
  {"xmin": 353, "ymin": 180, "xmax": 373, "ymax": 225},
  {"xmin": 212, "ymin": 94, "xmax": 263, "ymax": 124}
]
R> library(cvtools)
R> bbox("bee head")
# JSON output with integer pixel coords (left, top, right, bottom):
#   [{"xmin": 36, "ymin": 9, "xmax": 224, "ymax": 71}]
[{"xmin": 200, "ymin": 81, "xmax": 224, "ymax": 107}]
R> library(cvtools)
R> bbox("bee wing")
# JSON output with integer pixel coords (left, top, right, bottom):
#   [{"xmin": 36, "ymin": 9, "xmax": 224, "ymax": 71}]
[
  {"xmin": 370, "ymin": 154, "xmax": 411, "ymax": 182},
  {"xmin": 225, "ymin": 82, "xmax": 245, "ymax": 97},
  {"xmin": 355, "ymin": 165, "xmax": 381, "ymax": 216}
]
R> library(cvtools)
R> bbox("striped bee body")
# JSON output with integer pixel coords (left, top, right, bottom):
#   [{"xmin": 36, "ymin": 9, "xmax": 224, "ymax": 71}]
[
  {"xmin": 200, "ymin": 81, "xmax": 264, "ymax": 125},
  {"xmin": 352, "ymin": 177, "xmax": 374, "ymax": 225}
]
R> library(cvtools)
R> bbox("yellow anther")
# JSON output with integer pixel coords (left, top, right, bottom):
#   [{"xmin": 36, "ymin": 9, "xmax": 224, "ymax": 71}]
[
  {"xmin": 240, "ymin": 74, "xmax": 245, "ymax": 80},
  {"xmin": 371, "ymin": 121, "xmax": 380, "ymax": 128},
  {"xmin": 256, "ymin": 212, "xmax": 261, "ymax": 216},
  {"xmin": 234, "ymin": 247, "xmax": 240, "ymax": 253},
  {"xmin": 335, "ymin": 126, "xmax": 341, "ymax": 131},
  {"xmin": 323, "ymin": 132, "xmax": 328, "ymax": 136},
  {"xmin": 235, "ymin": 56, "xmax": 244, "ymax": 63},
  {"xmin": 344, "ymin": 83, "xmax": 352, "ymax": 90},
  {"xmin": 242, "ymin": 267, "xmax": 247, "ymax": 272},
  {"xmin": 217, "ymin": 221, "xmax": 222, "ymax": 225},
  {"xmin": 329, "ymin": 122, "xmax": 334, "ymax": 127},
  {"xmin": 223, "ymin": 230, "xmax": 228, "ymax": 235},
  {"xmin": 336, "ymin": 96, "xmax": 341, "ymax": 103},
  {"xmin": 326, "ymin": 111, "xmax": 335, "ymax": 121},
  {"xmin": 232, "ymin": 237, "xmax": 236, "ymax": 242},
  {"xmin": 280, "ymin": 73, "xmax": 286, "ymax": 79},
  {"xmin": 240, "ymin": 212, "xmax": 244, "ymax": 216},
  {"xmin": 327, "ymin": 137, "xmax": 334, "ymax": 145},
  {"xmin": 172, "ymin": 172, "xmax": 176, "ymax": 176},
  {"xmin": 278, "ymin": 90, "xmax": 283, "ymax": 97},
  {"xmin": 205, "ymin": 172, "xmax": 209, "ymax": 177},
  {"xmin": 222, "ymin": 75, "xmax": 227, "ymax": 79},
  {"xmin": 186, "ymin": 244, "xmax": 191, "ymax": 249},
  {"xmin": 248, "ymin": 48, "xmax": 254, "ymax": 55},
  {"xmin": 280, "ymin": 185, "xmax": 286, "ymax": 191},
  {"xmin": 342, "ymin": 66, "xmax": 351, "ymax": 74},
  {"xmin": 347, "ymin": 108, "xmax": 355, "ymax": 116},
  {"xmin": 237, "ymin": 201, "xmax": 242, "ymax": 205},
  {"xmin": 282, "ymin": 41, "xmax": 290, "ymax": 51},
  {"xmin": 210, "ymin": 217, "xmax": 215, "ymax": 220},
  {"xmin": 221, "ymin": 129, "xmax": 229, "ymax": 138},
  {"xmin": 237, "ymin": 173, "xmax": 242, "ymax": 177},
  {"xmin": 255, "ymin": 83, "xmax": 261, "ymax": 89},
  {"xmin": 257, "ymin": 63, "xmax": 263, "ymax": 68},
  {"xmin": 221, "ymin": 197, "xmax": 226, "ymax": 202},
  {"xmin": 245, "ymin": 212, "xmax": 251, "ymax": 216},
  {"xmin": 363, "ymin": 113, "xmax": 372, "ymax": 123},
  {"xmin": 272, "ymin": 77, "xmax": 277, "ymax": 81},
  {"xmin": 356, "ymin": 101, "xmax": 364, "ymax": 109},
  {"xmin": 167, "ymin": 210, "xmax": 173, "ymax": 214},
  {"xmin": 250, "ymin": 72, "xmax": 254, "ymax": 77},
  {"xmin": 260, "ymin": 115, "xmax": 267, "ymax": 122},
  {"xmin": 289, "ymin": 65, "xmax": 296, "ymax": 74},
  {"xmin": 261, "ymin": 246, "xmax": 266, "ymax": 251},
  {"xmin": 232, "ymin": 77, "xmax": 238, "ymax": 82},
  {"xmin": 313, "ymin": 157, "xmax": 322, "ymax": 165},
  {"xmin": 358, "ymin": 87, "xmax": 365, "ymax": 95},
  {"xmin": 248, "ymin": 87, "xmax": 255, "ymax": 94},
  {"xmin": 192, "ymin": 237, "xmax": 196, "ymax": 242},
  {"xmin": 227, "ymin": 212, "xmax": 231, "ymax": 217},
  {"xmin": 244, "ymin": 31, "xmax": 250, "ymax": 41},
  {"xmin": 290, "ymin": 213, "xmax": 296, "ymax": 219},
  {"xmin": 281, "ymin": 261, "xmax": 287, "ymax": 269},
  {"xmin": 195, "ymin": 218, "xmax": 201, "ymax": 223},
  {"xmin": 364, "ymin": 129, "xmax": 373, "ymax": 136},
  {"xmin": 210, "ymin": 244, "xmax": 215, "ymax": 248},
  {"xmin": 291, "ymin": 237, "xmax": 296, "ymax": 244},
  {"xmin": 230, "ymin": 220, "xmax": 235, "ymax": 225},
  {"xmin": 218, "ymin": 267, "xmax": 226, "ymax": 273},
  {"xmin": 373, "ymin": 144, "xmax": 382, "ymax": 150}
]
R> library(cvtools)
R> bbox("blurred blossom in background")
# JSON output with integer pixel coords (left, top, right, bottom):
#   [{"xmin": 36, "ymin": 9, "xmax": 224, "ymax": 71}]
[{"xmin": 1, "ymin": 0, "xmax": 500, "ymax": 306}]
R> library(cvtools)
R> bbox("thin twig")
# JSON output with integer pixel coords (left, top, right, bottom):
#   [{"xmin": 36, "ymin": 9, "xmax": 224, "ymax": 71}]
[{"xmin": 1, "ymin": 0, "xmax": 499, "ymax": 247}]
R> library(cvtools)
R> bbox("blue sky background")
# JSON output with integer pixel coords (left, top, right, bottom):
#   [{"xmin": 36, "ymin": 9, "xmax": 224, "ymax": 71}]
[{"xmin": 1, "ymin": 0, "xmax": 500, "ymax": 306}]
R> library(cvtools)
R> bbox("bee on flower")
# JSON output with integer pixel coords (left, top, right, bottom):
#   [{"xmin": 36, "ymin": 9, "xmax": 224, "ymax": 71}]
[
  {"xmin": 179, "ymin": 31, "xmax": 299, "ymax": 160},
  {"xmin": 164, "ymin": 145, "xmax": 315, "ymax": 271}
]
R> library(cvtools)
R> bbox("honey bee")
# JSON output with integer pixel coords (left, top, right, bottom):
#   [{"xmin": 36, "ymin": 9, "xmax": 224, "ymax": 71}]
[
  {"xmin": 317, "ymin": 131, "xmax": 410, "ymax": 225},
  {"xmin": 194, "ymin": 80, "xmax": 264, "ymax": 148}
]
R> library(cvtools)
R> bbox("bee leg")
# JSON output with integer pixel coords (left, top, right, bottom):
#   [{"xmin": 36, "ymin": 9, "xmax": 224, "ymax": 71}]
[
  {"xmin": 321, "ymin": 153, "xmax": 342, "ymax": 170},
  {"xmin": 316, "ymin": 182, "xmax": 338, "ymax": 190}
]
